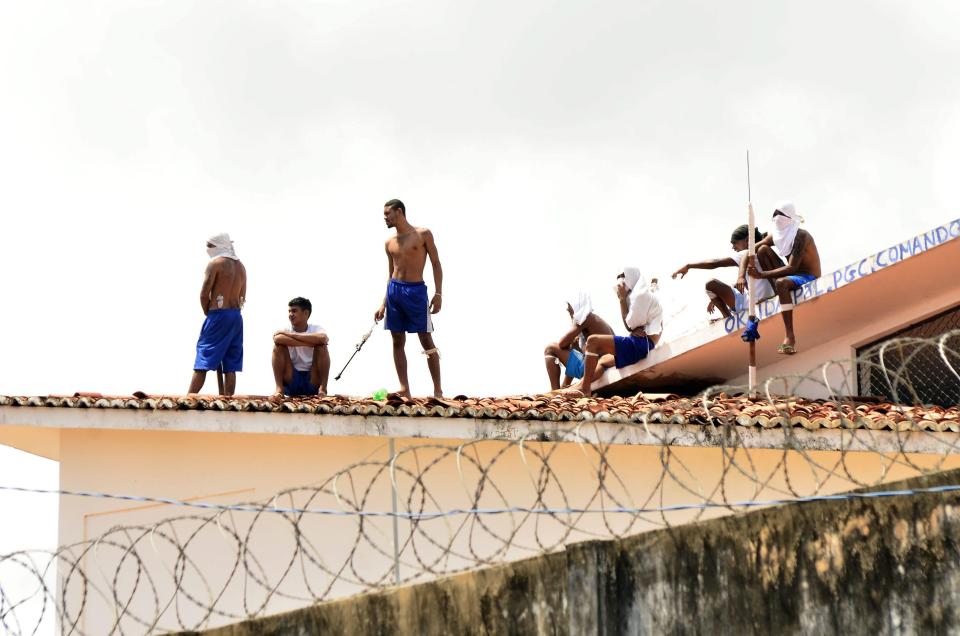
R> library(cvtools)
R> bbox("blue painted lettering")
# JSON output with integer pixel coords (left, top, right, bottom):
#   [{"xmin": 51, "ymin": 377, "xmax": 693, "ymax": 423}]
[
  {"xmin": 924, "ymin": 230, "xmax": 938, "ymax": 250},
  {"xmin": 899, "ymin": 242, "xmax": 912, "ymax": 260},
  {"xmin": 888, "ymin": 247, "xmax": 900, "ymax": 263},
  {"xmin": 724, "ymin": 316, "xmax": 735, "ymax": 333},
  {"xmin": 949, "ymin": 220, "xmax": 960, "ymax": 238},
  {"xmin": 832, "ymin": 270, "xmax": 844, "ymax": 289},
  {"xmin": 857, "ymin": 258, "xmax": 871, "ymax": 278},
  {"xmin": 764, "ymin": 298, "xmax": 778, "ymax": 316},
  {"xmin": 844, "ymin": 264, "xmax": 857, "ymax": 283},
  {"xmin": 912, "ymin": 237, "xmax": 922, "ymax": 254},
  {"xmin": 876, "ymin": 250, "xmax": 888, "ymax": 268}
]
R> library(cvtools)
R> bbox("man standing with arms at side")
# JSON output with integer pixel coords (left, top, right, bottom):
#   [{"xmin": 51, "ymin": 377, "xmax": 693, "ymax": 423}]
[
  {"xmin": 189, "ymin": 233, "xmax": 246, "ymax": 396},
  {"xmin": 374, "ymin": 199, "xmax": 444, "ymax": 398}
]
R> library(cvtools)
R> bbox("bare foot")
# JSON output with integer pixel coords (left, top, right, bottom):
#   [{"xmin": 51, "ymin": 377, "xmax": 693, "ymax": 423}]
[
  {"xmin": 272, "ymin": 388, "xmax": 285, "ymax": 397},
  {"xmin": 317, "ymin": 390, "xmax": 327, "ymax": 397},
  {"xmin": 433, "ymin": 391, "xmax": 443, "ymax": 399}
]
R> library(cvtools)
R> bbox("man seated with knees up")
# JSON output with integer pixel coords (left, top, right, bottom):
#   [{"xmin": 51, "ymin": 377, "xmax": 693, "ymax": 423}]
[
  {"xmin": 571, "ymin": 268, "xmax": 663, "ymax": 397},
  {"xmin": 671, "ymin": 224, "xmax": 782, "ymax": 320},
  {"xmin": 544, "ymin": 292, "xmax": 615, "ymax": 390},
  {"xmin": 272, "ymin": 297, "xmax": 330, "ymax": 397},
  {"xmin": 747, "ymin": 201, "xmax": 821, "ymax": 355}
]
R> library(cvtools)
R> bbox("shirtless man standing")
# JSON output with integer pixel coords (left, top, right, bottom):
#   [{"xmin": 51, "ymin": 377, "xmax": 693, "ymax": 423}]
[
  {"xmin": 747, "ymin": 201, "xmax": 821, "ymax": 355},
  {"xmin": 188, "ymin": 233, "xmax": 247, "ymax": 395},
  {"xmin": 374, "ymin": 199, "xmax": 444, "ymax": 397},
  {"xmin": 544, "ymin": 293, "xmax": 615, "ymax": 390}
]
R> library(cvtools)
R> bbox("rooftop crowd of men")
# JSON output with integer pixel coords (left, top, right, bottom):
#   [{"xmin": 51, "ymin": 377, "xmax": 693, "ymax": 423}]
[{"xmin": 189, "ymin": 200, "xmax": 819, "ymax": 398}]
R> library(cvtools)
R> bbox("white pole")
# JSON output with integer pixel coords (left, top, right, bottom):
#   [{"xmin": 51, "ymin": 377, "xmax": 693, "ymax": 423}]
[
  {"xmin": 747, "ymin": 151, "xmax": 757, "ymax": 394},
  {"xmin": 389, "ymin": 438, "xmax": 401, "ymax": 585}
]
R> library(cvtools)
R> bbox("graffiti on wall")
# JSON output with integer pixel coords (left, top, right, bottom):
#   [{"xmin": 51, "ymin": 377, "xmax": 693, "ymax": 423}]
[{"xmin": 723, "ymin": 219, "xmax": 960, "ymax": 333}]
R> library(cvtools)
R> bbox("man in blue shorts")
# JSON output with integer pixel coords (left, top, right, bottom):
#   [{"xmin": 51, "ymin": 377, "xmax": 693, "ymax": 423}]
[
  {"xmin": 188, "ymin": 233, "xmax": 247, "ymax": 396},
  {"xmin": 272, "ymin": 297, "xmax": 330, "ymax": 397},
  {"xmin": 747, "ymin": 201, "xmax": 821, "ymax": 355},
  {"xmin": 374, "ymin": 199, "xmax": 444, "ymax": 397},
  {"xmin": 570, "ymin": 268, "xmax": 663, "ymax": 397},
  {"xmin": 543, "ymin": 292, "xmax": 615, "ymax": 390}
]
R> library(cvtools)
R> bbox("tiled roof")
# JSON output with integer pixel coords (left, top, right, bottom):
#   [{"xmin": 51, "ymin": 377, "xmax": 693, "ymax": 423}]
[{"xmin": 1, "ymin": 393, "xmax": 958, "ymax": 432}]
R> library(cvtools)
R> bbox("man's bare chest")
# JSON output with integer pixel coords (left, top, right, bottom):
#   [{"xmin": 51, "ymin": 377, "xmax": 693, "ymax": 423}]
[{"xmin": 388, "ymin": 235, "xmax": 426, "ymax": 259}]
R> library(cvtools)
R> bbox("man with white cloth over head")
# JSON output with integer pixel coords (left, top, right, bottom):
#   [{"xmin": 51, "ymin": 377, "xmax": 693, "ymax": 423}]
[
  {"xmin": 747, "ymin": 201, "xmax": 821, "ymax": 355},
  {"xmin": 568, "ymin": 267, "xmax": 663, "ymax": 397},
  {"xmin": 543, "ymin": 292, "xmax": 615, "ymax": 390},
  {"xmin": 188, "ymin": 233, "xmax": 247, "ymax": 395}
]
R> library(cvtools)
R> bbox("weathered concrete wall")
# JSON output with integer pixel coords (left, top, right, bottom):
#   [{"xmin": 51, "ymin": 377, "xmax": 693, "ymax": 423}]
[{"xmin": 186, "ymin": 467, "xmax": 960, "ymax": 635}]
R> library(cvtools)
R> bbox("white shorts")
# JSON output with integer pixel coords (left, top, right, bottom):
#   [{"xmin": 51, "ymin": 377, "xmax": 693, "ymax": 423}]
[{"xmin": 733, "ymin": 279, "xmax": 775, "ymax": 312}]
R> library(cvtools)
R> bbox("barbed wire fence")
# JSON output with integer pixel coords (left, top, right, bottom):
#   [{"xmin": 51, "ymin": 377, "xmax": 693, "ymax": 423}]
[{"xmin": 2, "ymin": 331, "xmax": 959, "ymax": 634}]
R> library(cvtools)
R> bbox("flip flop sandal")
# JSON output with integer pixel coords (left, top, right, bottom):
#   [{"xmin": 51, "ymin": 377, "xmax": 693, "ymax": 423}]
[{"xmin": 777, "ymin": 344, "xmax": 797, "ymax": 355}]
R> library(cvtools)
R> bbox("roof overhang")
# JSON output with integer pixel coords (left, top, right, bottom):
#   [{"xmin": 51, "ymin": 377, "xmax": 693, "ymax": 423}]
[{"xmin": 595, "ymin": 219, "xmax": 960, "ymax": 395}]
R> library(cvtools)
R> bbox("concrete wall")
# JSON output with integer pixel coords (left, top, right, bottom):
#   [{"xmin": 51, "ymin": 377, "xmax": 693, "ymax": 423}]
[
  {"xmin": 193, "ymin": 466, "xmax": 960, "ymax": 636},
  {"xmin": 52, "ymin": 427, "xmax": 960, "ymax": 632}
]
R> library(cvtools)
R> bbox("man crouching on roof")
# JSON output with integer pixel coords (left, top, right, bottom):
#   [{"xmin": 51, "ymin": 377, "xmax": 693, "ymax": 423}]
[
  {"xmin": 568, "ymin": 268, "xmax": 663, "ymax": 397},
  {"xmin": 746, "ymin": 201, "xmax": 821, "ymax": 355},
  {"xmin": 272, "ymin": 297, "xmax": 330, "ymax": 397},
  {"xmin": 189, "ymin": 233, "xmax": 246, "ymax": 396},
  {"xmin": 544, "ymin": 292, "xmax": 615, "ymax": 390}
]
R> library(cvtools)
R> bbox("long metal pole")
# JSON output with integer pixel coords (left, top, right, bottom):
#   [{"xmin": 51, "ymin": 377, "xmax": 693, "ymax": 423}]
[
  {"xmin": 747, "ymin": 150, "xmax": 757, "ymax": 394},
  {"xmin": 389, "ymin": 438, "xmax": 401, "ymax": 585}
]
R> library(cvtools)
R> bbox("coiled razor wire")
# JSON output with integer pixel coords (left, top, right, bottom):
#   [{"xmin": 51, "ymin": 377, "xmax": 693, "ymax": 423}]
[{"xmin": 1, "ymin": 331, "xmax": 959, "ymax": 634}]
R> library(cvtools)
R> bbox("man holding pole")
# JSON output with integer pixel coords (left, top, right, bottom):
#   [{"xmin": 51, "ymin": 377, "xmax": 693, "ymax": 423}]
[
  {"xmin": 671, "ymin": 224, "xmax": 782, "ymax": 320},
  {"xmin": 374, "ymin": 199, "xmax": 444, "ymax": 398},
  {"xmin": 188, "ymin": 233, "xmax": 246, "ymax": 396},
  {"xmin": 747, "ymin": 201, "xmax": 821, "ymax": 355}
]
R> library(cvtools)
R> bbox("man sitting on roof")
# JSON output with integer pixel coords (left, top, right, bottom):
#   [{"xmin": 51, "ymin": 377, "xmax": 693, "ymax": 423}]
[
  {"xmin": 671, "ymin": 224, "xmax": 782, "ymax": 320},
  {"xmin": 747, "ymin": 201, "xmax": 821, "ymax": 355},
  {"xmin": 544, "ymin": 292, "xmax": 615, "ymax": 390},
  {"xmin": 272, "ymin": 297, "xmax": 330, "ymax": 397},
  {"xmin": 568, "ymin": 268, "xmax": 663, "ymax": 397}
]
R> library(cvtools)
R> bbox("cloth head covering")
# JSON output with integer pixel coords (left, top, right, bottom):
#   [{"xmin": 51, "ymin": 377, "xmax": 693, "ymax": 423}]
[
  {"xmin": 567, "ymin": 292, "xmax": 593, "ymax": 326},
  {"xmin": 770, "ymin": 201, "xmax": 800, "ymax": 257},
  {"xmin": 206, "ymin": 233, "xmax": 239, "ymax": 260},
  {"xmin": 621, "ymin": 267, "xmax": 645, "ymax": 293}
]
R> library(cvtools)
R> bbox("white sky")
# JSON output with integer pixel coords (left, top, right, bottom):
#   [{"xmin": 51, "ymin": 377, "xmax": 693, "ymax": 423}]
[{"xmin": 2, "ymin": 0, "xmax": 960, "ymax": 590}]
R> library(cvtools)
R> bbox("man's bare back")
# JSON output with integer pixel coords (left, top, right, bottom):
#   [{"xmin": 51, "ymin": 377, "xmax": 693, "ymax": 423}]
[{"xmin": 202, "ymin": 258, "xmax": 247, "ymax": 314}]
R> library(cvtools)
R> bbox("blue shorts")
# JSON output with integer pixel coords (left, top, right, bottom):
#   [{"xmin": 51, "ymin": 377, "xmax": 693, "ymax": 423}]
[
  {"xmin": 564, "ymin": 349, "xmax": 585, "ymax": 379},
  {"xmin": 194, "ymin": 309, "xmax": 243, "ymax": 372},
  {"xmin": 385, "ymin": 279, "xmax": 433, "ymax": 333},
  {"xmin": 786, "ymin": 273, "xmax": 817, "ymax": 287},
  {"xmin": 613, "ymin": 335, "xmax": 654, "ymax": 369},
  {"xmin": 284, "ymin": 369, "xmax": 319, "ymax": 397}
]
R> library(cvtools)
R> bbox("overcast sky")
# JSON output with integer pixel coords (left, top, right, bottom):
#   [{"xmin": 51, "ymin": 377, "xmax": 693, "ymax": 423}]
[{"xmin": 3, "ymin": 0, "xmax": 960, "ymax": 588}]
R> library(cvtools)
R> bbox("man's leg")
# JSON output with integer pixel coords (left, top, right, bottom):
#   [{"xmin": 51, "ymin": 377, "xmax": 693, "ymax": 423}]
[
  {"xmin": 544, "ymin": 343, "xmax": 572, "ymax": 390},
  {"xmin": 188, "ymin": 370, "xmax": 207, "ymax": 394},
  {"xmin": 756, "ymin": 245, "xmax": 784, "ymax": 271},
  {"xmin": 580, "ymin": 335, "xmax": 617, "ymax": 397},
  {"xmin": 224, "ymin": 372, "xmax": 237, "ymax": 396},
  {"xmin": 774, "ymin": 277, "xmax": 800, "ymax": 351},
  {"xmin": 272, "ymin": 344, "xmax": 293, "ymax": 395},
  {"xmin": 418, "ymin": 332, "xmax": 442, "ymax": 398},
  {"xmin": 310, "ymin": 344, "xmax": 331, "ymax": 396},
  {"xmin": 705, "ymin": 280, "xmax": 736, "ymax": 319},
  {"xmin": 391, "ymin": 331, "xmax": 410, "ymax": 396}
]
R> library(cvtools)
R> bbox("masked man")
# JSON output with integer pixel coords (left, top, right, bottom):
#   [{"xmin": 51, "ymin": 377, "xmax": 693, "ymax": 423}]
[
  {"xmin": 188, "ymin": 233, "xmax": 247, "ymax": 395},
  {"xmin": 747, "ymin": 202, "xmax": 821, "ymax": 354},
  {"xmin": 543, "ymin": 292, "xmax": 615, "ymax": 390}
]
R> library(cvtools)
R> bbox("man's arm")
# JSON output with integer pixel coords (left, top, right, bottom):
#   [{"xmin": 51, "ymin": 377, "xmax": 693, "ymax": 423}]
[
  {"xmin": 199, "ymin": 261, "xmax": 217, "ymax": 316},
  {"xmin": 239, "ymin": 264, "xmax": 247, "ymax": 308},
  {"xmin": 423, "ymin": 229, "xmax": 443, "ymax": 314},
  {"xmin": 672, "ymin": 258, "xmax": 738, "ymax": 279},
  {"xmin": 750, "ymin": 231, "xmax": 807, "ymax": 279},
  {"xmin": 374, "ymin": 245, "xmax": 394, "ymax": 321},
  {"xmin": 558, "ymin": 323, "xmax": 584, "ymax": 350},
  {"xmin": 274, "ymin": 331, "xmax": 329, "ymax": 347}
]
